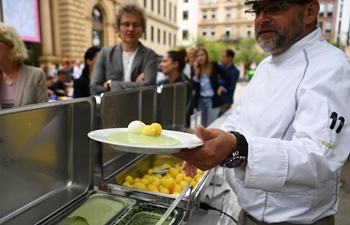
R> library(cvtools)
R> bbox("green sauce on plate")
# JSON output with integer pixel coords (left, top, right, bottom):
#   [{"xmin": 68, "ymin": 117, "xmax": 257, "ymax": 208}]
[{"xmin": 106, "ymin": 132, "xmax": 181, "ymax": 147}]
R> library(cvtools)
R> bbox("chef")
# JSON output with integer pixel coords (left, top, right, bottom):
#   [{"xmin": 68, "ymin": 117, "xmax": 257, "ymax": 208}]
[{"xmin": 173, "ymin": 0, "xmax": 350, "ymax": 224}]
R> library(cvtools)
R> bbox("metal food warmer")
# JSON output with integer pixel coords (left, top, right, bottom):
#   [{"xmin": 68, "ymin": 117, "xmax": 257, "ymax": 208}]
[
  {"xmin": 0, "ymin": 84, "xmax": 213, "ymax": 225},
  {"xmin": 96, "ymin": 84, "xmax": 213, "ymax": 224}
]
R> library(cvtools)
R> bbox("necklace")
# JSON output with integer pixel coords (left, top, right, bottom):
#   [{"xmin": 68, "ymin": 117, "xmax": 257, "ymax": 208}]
[
  {"xmin": 122, "ymin": 49, "xmax": 138, "ymax": 65},
  {"xmin": 2, "ymin": 72, "xmax": 14, "ymax": 86},
  {"xmin": 123, "ymin": 52, "xmax": 130, "ymax": 64}
]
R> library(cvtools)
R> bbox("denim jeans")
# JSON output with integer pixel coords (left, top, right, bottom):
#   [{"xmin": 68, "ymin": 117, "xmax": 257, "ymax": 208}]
[{"xmin": 197, "ymin": 97, "xmax": 220, "ymax": 127}]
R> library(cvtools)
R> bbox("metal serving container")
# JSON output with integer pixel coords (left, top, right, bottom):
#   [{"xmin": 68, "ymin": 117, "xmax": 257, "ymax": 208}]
[
  {"xmin": 0, "ymin": 98, "xmax": 185, "ymax": 225},
  {"xmin": 104, "ymin": 154, "xmax": 213, "ymax": 224}
]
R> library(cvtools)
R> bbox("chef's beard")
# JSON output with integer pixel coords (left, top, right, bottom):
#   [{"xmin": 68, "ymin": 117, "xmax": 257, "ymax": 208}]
[{"xmin": 255, "ymin": 11, "xmax": 305, "ymax": 56}]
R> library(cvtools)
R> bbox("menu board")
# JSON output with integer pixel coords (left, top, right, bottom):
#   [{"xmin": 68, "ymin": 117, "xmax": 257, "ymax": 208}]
[{"xmin": 1, "ymin": 0, "xmax": 41, "ymax": 43}]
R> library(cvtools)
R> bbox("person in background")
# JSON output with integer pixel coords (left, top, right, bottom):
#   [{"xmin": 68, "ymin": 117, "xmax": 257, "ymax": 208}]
[
  {"xmin": 178, "ymin": 47, "xmax": 191, "ymax": 79},
  {"xmin": 219, "ymin": 49, "xmax": 240, "ymax": 116},
  {"xmin": 73, "ymin": 46, "xmax": 100, "ymax": 98},
  {"xmin": 46, "ymin": 76, "xmax": 55, "ymax": 98},
  {"xmin": 39, "ymin": 63, "xmax": 49, "ymax": 76},
  {"xmin": 0, "ymin": 22, "xmax": 48, "ymax": 109},
  {"xmin": 156, "ymin": 56, "xmax": 167, "ymax": 84},
  {"xmin": 159, "ymin": 50, "xmax": 194, "ymax": 128},
  {"xmin": 59, "ymin": 57, "xmax": 73, "ymax": 87},
  {"xmin": 174, "ymin": 0, "xmax": 350, "ymax": 224},
  {"xmin": 72, "ymin": 59, "xmax": 84, "ymax": 80},
  {"xmin": 191, "ymin": 47, "xmax": 231, "ymax": 127},
  {"xmin": 90, "ymin": 1, "xmax": 158, "ymax": 95},
  {"xmin": 50, "ymin": 63, "xmax": 58, "ymax": 77},
  {"xmin": 187, "ymin": 47, "xmax": 196, "ymax": 67},
  {"xmin": 52, "ymin": 70, "xmax": 67, "ymax": 97}
]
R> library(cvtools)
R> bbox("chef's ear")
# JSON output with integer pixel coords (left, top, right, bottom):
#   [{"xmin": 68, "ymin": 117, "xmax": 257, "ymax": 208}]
[{"xmin": 305, "ymin": 0, "xmax": 319, "ymax": 26}]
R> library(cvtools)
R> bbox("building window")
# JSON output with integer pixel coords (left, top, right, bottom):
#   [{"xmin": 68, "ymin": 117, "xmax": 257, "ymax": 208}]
[
  {"xmin": 151, "ymin": 0, "xmax": 154, "ymax": 11},
  {"xmin": 169, "ymin": 33, "xmax": 172, "ymax": 46},
  {"xmin": 92, "ymin": 7, "xmax": 104, "ymax": 48},
  {"xmin": 183, "ymin": 11, "xmax": 189, "ymax": 20},
  {"xmin": 184, "ymin": 0, "xmax": 188, "ymax": 2},
  {"xmin": 226, "ymin": 10, "xmax": 231, "ymax": 18},
  {"xmin": 163, "ymin": 30, "xmax": 166, "ymax": 44},
  {"xmin": 158, "ymin": 28, "xmax": 160, "ymax": 43},
  {"xmin": 327, "ymin": 3, "xmax": 334, "ymax": 17},
  {"xmin": 169, "ymin": 2, "xmax": 172, "ymax": 19},
  {"xmin": 174, "ymin": 34, "xmax": 176, "ymax": 46},
  {"xmin": 183, "ymin": 30, "xmax": 189, "ymax": 40},
  {"xmin": 144, "ymin": 29, "xmax": 147, "ymax": 40},
  {"xmin": 225, "ymin": 27, "xmax": 231, "ymax": 38},
  {"xmin": 203, "ymin": 11, "xmax": 207, "ymax": 20},
  {"xmin": 151, "ymin": 26, "xmax": 154, "ymax": 42},
  {"xmin": 319, "ymin": 4, "xmax": 324, "ymax": 17},
  {"xmin": 174, "ymin": 6, "xmax": 177, "ymax": 22},
  {"xmin": 247, "ymin": 26, "xmax": 252, "ymax": 38},
  {"xmin": 202, "ymin": 28, "xmax": 207, "ymax": 37},
  {"xmin": 325, "ymin": 21, "xmax": 332, "ymax": 34},
  {"xmin": 164, "ymin": 0, "xmax": 167, "ymax": 17},
  {"xmin": 211, "ymin": 28, "xmax": 215, "ymax": 38},
  {"xmin": 144, "ymin": 0, "xmax": 147, "ymax": 7},
  {"xmin": 158, "ymin": 0, "xmax": 161, "ymax": 14},
  {"xmin": 211, "ymin": 11, "xmax": 216, "ymax": 19}
]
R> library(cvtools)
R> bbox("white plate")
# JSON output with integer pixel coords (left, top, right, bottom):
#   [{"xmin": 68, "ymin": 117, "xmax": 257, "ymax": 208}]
[{"xmin": 87, "ymin": 128, "xmax": 203, "ymax": 154}]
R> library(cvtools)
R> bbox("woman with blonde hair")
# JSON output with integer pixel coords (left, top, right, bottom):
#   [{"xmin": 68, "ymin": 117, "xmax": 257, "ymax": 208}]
[
  {"xmin": 191, "ymin": 47, "xmax": 231, "ymax": 127},
  {"xmin": 90, "ymin": 1, "xmax": 158, "ymax": 94},
  {"xmin": 0, "ymin": 22, "xmax": 47, "ymax": 109}
]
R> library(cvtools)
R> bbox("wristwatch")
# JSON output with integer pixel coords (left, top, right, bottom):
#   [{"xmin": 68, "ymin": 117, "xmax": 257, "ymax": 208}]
[
  {"xmin": 222, "ymin": 131, "xmax": 248, "ymax": 168},
  {"xmin": 107, "ymin": 80, "xmax": 112, "ymax": 90}
]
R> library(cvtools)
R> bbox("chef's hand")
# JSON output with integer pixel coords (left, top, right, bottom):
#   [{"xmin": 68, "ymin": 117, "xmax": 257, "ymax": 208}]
[{"xmin": 173, "ymin": 124, "xmax": 237, "ymax": 176}]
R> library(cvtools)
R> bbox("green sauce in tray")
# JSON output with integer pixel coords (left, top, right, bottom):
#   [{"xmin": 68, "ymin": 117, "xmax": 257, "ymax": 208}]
[
  {"xmin": 57, "ymin": 194, "xmax": 131, "ymax": 225},
  {"xmin": 106, "ymin": 132, "xmax": 181, "ymax": 147}
]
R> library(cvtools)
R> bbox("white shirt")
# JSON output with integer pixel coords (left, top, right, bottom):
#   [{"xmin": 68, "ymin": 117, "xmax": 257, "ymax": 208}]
[
  {"xmin": 73, "ymin": 65, "xmax": 84, "ymax": 79},
  {"xmin": 183, "ymin": 63, "xmax": 191, "ymax": 79},
  {"xmin": 123, "ymin": 48, "xmax": 139, "ymax": 82},
  {"xmin": 221, "ymin": 28, "xmax": 350, "ymax": 224}
]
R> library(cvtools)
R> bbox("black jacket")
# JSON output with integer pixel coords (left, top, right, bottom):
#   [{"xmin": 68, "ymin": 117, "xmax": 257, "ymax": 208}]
[{"xmin": 191, "ymin": 61, "xmax": 231, "ymax": 108}]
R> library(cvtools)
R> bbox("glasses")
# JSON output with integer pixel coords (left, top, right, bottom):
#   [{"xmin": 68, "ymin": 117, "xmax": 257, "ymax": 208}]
[
  {"xmin": 245, "ymin": 1, "xmax": 304, "ymax": 20},
  {"xmin": 120, "ymin": 22, "xmax": 142, "ymax": 29}
]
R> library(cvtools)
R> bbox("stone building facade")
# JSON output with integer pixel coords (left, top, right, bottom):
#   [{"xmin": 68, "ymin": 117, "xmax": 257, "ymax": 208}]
[
  {"xmin": 198, "ymin": 0, "xmax": 254, "ymax": 43},
  {"xmin": 2, "ymin": 0, "xmax": 178, "ymax": 67}
]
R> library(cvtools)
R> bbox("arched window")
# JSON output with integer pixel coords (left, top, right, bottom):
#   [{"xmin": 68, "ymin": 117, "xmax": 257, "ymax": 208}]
[{"xmin": 92, "ymin": 7, "xmax": 104, "ymax": 47}]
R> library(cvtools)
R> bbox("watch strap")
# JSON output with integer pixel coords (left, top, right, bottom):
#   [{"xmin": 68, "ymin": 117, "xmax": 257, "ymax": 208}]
[{"xmin": 229, "ymin": 131, "xmax": 248, "ymax": 158}]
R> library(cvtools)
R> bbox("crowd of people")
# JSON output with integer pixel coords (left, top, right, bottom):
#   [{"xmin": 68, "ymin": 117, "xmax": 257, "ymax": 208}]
[{"xmin": 0, "ymin": 0, "xmax": 240, "ymax": 129}]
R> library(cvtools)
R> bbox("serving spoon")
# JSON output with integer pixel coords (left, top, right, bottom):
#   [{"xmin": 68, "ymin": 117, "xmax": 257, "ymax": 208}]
[{"xmin": 152, "ymin": 162, "xmax": 183, "ymax": 175}]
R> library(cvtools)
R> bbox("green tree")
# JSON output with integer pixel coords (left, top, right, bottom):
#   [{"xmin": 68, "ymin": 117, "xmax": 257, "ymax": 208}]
[{"xmin": 234, "ymin": 38, "xmax": 269, "ymax": 70}]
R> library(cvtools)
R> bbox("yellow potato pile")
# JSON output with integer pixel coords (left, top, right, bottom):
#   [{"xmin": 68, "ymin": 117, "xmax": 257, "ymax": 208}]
[{"xmin": 120, "ymin": 163, "xmax": 204, "ymax": 195}]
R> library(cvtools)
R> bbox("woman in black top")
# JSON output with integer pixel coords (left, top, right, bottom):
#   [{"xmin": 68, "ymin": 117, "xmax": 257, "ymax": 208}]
[
  {"xmin": 73, "ymin": 46, "xmax": 100, "ymax": 98},
  {"xmin": 159, "ymin": 50, "xmax": 194, "ymax": 128},
  {"xmin": 191, "ymin": 47, "xmax": 231, "ymax": 127}
]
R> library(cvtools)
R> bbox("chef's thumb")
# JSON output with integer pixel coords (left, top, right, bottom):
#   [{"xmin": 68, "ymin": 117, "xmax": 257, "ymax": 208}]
[{"xmin": 194, "ymin": 124, "xmax": 207, "ymax": 143}]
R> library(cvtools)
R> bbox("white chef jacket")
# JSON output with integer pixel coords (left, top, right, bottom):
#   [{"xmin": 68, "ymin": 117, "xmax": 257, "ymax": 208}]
[{"xmin": 221, "ymin": 28, "xmax": 350, "ymax": 224}]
